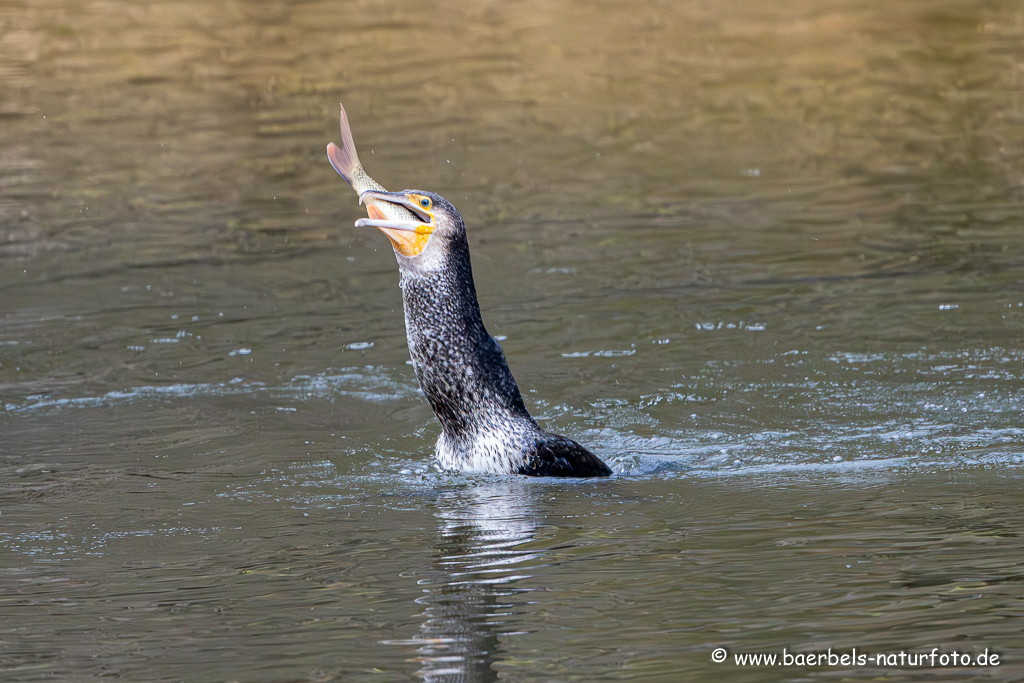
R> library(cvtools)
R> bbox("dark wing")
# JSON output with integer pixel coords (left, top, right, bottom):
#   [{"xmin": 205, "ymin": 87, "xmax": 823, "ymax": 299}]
[{"xmin": 516, "ymin": 433, "xmax": 612, "ymax": 478}]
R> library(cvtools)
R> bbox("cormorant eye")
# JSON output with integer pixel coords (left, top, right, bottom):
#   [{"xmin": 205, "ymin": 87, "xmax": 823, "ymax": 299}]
[{"xmin": 419, "ymin": 197, "xmax": 431, "ymax": 209}]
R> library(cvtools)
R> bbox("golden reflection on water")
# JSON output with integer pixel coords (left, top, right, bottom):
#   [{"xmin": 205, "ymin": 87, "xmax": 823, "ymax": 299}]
[{"xmin": 4, "ymin": 0, "xmax": 1023, "ymax": 220}]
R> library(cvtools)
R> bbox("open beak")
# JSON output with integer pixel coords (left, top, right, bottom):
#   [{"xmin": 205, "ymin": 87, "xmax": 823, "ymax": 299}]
[{"xmin": 355, "ymin": 190, "xmax": 436, "ymax": 257}]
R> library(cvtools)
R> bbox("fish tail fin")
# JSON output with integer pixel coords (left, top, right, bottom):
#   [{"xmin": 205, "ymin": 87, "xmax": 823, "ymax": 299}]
[{"xmin": 326, "ymin": 103, "xmax": 361, "ymax": 188}]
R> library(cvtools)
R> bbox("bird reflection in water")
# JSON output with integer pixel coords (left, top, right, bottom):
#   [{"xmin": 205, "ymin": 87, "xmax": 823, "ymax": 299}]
[{"xmin": 403, "ymin": 480, "xmax": 543, "ymax": 682}]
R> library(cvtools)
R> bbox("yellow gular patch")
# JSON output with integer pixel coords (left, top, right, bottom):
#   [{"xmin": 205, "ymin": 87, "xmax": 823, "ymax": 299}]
[{"xmin": 367, "ymin": 204, "xmax": 432, "ymax": 257}]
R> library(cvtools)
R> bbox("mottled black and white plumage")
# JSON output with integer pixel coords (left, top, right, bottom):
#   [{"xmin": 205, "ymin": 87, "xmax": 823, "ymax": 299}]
[
  {"xmin": 327, "ymin": 105, "xmax": 611, "ymax": 477},
  {"xmin": 363, "ymin": 190, "xmax": 611, "ymax": 477}
]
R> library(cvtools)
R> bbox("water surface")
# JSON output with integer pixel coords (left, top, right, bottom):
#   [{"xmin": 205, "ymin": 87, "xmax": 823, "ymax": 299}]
[{"xmin": 2, "ymin": 0, "xmax": 1023, "ymax": 680}]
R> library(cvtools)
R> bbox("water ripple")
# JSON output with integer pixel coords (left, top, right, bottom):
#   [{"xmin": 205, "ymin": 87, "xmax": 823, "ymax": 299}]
[{"xmin": 4, "ymin": 367, "xmax": 420, "ymax": 414}]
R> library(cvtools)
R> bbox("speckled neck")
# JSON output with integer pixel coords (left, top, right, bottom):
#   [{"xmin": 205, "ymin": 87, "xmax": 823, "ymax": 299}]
[
  {"xmin": 398, "ymin": 238, "xmax": 537, "ymax": 446},
  {"xmin": 384, "ymin": 199, "xmax": 611, "ymax": 477}
]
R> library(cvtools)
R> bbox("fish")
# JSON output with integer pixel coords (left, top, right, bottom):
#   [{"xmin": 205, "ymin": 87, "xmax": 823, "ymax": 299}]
[{"xmin": 326, "ymin": 104, "xmax": 432, "ymax": 257}]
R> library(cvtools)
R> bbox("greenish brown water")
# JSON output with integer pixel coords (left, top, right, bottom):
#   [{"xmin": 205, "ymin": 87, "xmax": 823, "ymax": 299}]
[{"xmin": 2, "ymin": 0, "xmax": 1023, "ymax": 680}]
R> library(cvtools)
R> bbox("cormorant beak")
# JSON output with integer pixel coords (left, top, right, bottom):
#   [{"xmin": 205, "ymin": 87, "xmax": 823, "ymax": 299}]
[
  {"xmin": 355, "ymin": 190, "xmax": 435, "ymax": 231},
  {"xmin": 355, "ymin": 190, "xmax": 437, "ymax": 257}
]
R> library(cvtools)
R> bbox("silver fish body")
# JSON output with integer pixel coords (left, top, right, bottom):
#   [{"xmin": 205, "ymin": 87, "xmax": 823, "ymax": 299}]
[{"xmin": 326, "ymin": 104, "xmax": 419, "ymax": 225}]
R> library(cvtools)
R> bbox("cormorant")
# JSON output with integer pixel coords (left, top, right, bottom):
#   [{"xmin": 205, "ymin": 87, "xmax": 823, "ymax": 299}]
[{"xmin": 327, "ymin": 107, "xmax": 611, "ymax": 478}]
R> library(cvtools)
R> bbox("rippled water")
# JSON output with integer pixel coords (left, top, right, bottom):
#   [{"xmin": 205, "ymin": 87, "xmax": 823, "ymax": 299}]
[{"xmin": 2, "ymin": 0, "xmax": 1023, "ymax": 680}]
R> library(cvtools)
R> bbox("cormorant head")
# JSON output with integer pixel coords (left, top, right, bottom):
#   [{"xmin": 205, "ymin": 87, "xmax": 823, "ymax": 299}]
[{"xmin": 355, "ymin": 190, "xmax": 466, "ymax": 271}]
